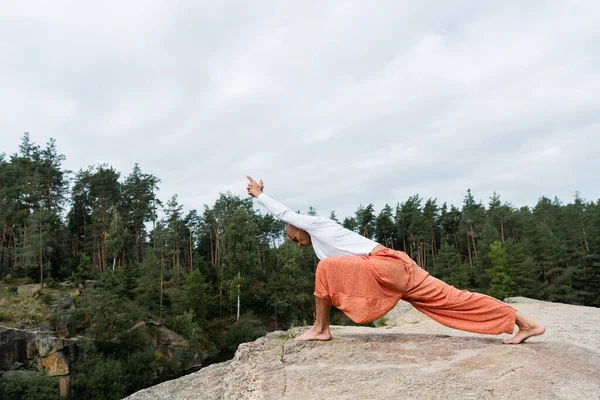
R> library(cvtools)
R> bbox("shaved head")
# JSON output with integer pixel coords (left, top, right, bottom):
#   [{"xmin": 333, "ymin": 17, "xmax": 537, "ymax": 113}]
[{"xmin": 286, "ymin": 224, "xmax": 312, "ymax": 247}]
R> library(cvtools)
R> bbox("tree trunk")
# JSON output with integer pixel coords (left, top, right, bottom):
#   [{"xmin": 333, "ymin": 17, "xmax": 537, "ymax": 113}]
[
  {"xmin": 581, "ymin": 227, "xmax": 590, "ymax": 254},
  {"xmin": 11, "ymin": 231, "xmax": 16, "ymax": 275},
  {"xmin": 140, "ymin": 229, "xmax": 146, "ymax": 260},
  {"xmin": 579, "ymin": 234, "xmax": 587, "ymax": 277},
  {"xmin": 467, "ymin": 232, "xmax": 473, "ymax": 265},
  {"xmin": 189, "ymin": 229, "xmax": 193, "ymax": 273},
  {"xmin": 209, "ymin": 232, "xmax": 214, "ymax": 267},
  {"xmin": 39, "ymin": 217, "xmax": 44, "ymax": 290},
  {"xmin": 257, "ymin": 243, "xmax": 262, "ymax": 271},
  {"xmin": 469, "ymin": 223, "xmax": 478, "ymax": 256},
  {"xmin": 160, "ymin": 256, "xmax": 164, "ymax": 324},
  {"xmin": 22, "ymin": 222, "xmax": 27, "ymax": 271},
  {"xmin": 135, "ymin": 228, "xmax": 140, "ymax": 261}
]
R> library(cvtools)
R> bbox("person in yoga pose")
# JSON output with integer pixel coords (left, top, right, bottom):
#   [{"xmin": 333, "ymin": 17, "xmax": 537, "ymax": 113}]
[{"xmin": 246, "ymin": 176, "xmax": 545, "ymax": 343}]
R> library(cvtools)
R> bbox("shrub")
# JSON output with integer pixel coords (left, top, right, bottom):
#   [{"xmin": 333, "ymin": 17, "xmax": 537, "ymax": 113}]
[
  {"xmin": 44, "ymin": 275, "xmax": 60, "ymax": 289},
  {"xmin": 7, "ymin": 286, "xmax": 18, "ymax": 295},
  {"xmin": 375, "ymin": 316, "xmax": 389, "ymax": 327},
  {"xmin": 121, "ymin": 348, "xmax": 159, "ymax": 394},
  {"xmin": 223, "ymin": 315, "xmax": 267, "ymax": 352},
  {"xmin": 40, "ymin": 292, "xmax": 54, "ymax": 305},
  {"xmin": 0, "ymin": 372, "xmax": 61, "ymax": 400},
  {"xmin": 2, "ymin": 293, "xmax": 45, "ymax": 327},
  {"xmin": 166, "ymin": 310, "xmax": 217, "ymax": 360},
  {"xmin": 0, "ymin": 307, "xmax": 11, "ymax": 322},
  {"xmin": 330, "ymin": 310, "xmax": 375, "ymax": 327},
  {"xmin": 71, "ymin": 354, "xmax": 126, "ymax": 400},
  {"xmin": 71, "ymin": 288, "xmax": 144, "ymax": 341},
  {"xmin": 71, "ymin": 337, "xmax": 161, "ymax": 399}
]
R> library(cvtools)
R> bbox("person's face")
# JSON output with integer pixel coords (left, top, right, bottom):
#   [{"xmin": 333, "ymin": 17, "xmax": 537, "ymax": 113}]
[{"xmin": 286, "ymin": 225, "xmax": 312, "ymax": 247}]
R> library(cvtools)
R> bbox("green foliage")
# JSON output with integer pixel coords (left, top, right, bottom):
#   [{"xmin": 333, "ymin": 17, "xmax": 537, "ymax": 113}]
[
  {"xmin": 184, "ymin": 270, "xmax": 210, "ymax": 321},
  {"xmin": 98, "ymin": 266, "xmax": 138, "ymax": 299},
  {"xmin": 2, "ymin": 136, "xmax": 600, "ymax": 399},
  {"xmin": 166, "ymin": 309, "xmax": 217, "ymax": 359},
  {"xmin": 0, "ymin": 292, "xmax": 45, "ymax": 327},
  {"xmin": 71, "ymin": 337, "xmax": 161, "ymax": 400},
  {"xmin": 134, "ymin": 248, "xmax": 162, "ymax": 313},
  {"xmin": 447, "ymin": 263, "xmax": 478, "ymax": 290},
  {"xmin": 71, "ymin": 352, "xmax": 126, "ymax": 400},
  {"xmin": 223, "ymin": 315, "xmax": 267, "ymax": 352},
  {"xmin": 0, "ymin": 372, "xmax": 61, "ymax": 400},
  {"xmin": 121, "ymin": 347, "xmax": 159, "ymax": 394},
  {"xmin": 39, "ymin": 291, "xmax": 54, "ymax": 305},
  {"xmin": 330, "ymin": 310, "xmax": 376, "ymax": 327},
  {"xmin": 44, "ymin": 275, "xmax": 60, "ymax": 289},
  {"xmin": 487, "ymin": 241, "xmax": 517, "ymax": 299},
  {"xmin": 431, "ymin": 243, "xmax": 461, "ymax": 282},
  {"xmin": 267, "ymin": 241, "xmax": 315, "ymax": 328},
  {"xmin": 71, "ymin": 288, "xmax": 144, "ymax": 342},
  {"xmin": 70, "ymin": 254, "xmax": 93, "ymax": 286}
]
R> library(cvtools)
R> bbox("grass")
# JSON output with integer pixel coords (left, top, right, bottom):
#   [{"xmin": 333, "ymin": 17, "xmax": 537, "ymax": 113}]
[
  {"xmin": 0, "ymin": 278, "xmax": 76, "ymax": 329},
  {"xmin": 277, "ymin": 329, "xmax": 297, "ymax": 358}
]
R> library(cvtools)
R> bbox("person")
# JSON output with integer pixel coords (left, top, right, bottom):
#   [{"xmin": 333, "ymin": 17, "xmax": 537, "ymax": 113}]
[{"xmin": 246, "ymin": 176, "xmax": 545, "ymax": 344}]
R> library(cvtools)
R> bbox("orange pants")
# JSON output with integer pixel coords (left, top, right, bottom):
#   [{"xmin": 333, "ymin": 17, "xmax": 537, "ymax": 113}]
[{"xmin": 314, "ymin": 248, "xmax": 516, "ymax": 335}]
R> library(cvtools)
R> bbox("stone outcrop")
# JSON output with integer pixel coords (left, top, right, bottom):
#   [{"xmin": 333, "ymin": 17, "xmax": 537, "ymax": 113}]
[
  {"xmin": 126, "ymin": 298, "xmax": 600, "ymax": 400},
  {"xmin": 0, "ymin": 326, "xmax": 78, "ymax": 397},
  {"xmin": 0, "ymin": 322, "xmax": 197, "ymax": 398}
]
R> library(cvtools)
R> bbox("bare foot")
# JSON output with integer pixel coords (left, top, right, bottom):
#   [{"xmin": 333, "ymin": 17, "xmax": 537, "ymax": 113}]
[
  {"xmin": 503, "ymin": 312, "xmax": 546, "ymax": 344},
  {"xmin": 294, "ymin": 326, "xmax": 332, "ymax": 342}
]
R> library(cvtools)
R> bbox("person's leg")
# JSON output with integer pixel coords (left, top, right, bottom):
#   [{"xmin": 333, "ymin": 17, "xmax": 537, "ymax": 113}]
[
  {"xmin": 295, "ymin": 255, "xmax": 402, "ymax": 341},
  {"xmin": 404, "ymin": 273, "xmax": 545, "ymax": 343},
  {"xmin": 502, "ymin": 311, "xmax": 546, "ymax": 344},
  {"xmin": 294, "ymin": 295, "xmax": 333, "ymax": 341}
]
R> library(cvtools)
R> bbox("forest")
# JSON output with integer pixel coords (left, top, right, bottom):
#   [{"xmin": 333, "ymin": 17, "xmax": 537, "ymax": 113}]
[{"xmin": 1, "ymin": 133, "xmax": 599, "ymax": 399}]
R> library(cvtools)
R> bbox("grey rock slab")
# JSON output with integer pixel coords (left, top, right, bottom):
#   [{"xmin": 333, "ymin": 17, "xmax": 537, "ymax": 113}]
[
  {"xmin": 126, "ymin": 327, "xmax": 600, "ymax": 400},
  {"xmin": 126, "ymin": 299, "xmax": 600, "ymax": 400}
]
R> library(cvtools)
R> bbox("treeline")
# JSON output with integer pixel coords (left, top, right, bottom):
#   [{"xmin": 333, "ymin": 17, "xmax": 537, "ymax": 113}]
[
  {"xmin": 1, "ymin": 133, "xmax": 599, "ymax": 398},
  {"xmin": 342, "ymin": 191, "xmax": 600, "ymax": 305},
  {"xmin": 2, "ymin": 133, "xmax": 600, "ymax": 311},
  {"xmin": 0, "ymin": 134, "xmax": 318, "ymax": 325}
]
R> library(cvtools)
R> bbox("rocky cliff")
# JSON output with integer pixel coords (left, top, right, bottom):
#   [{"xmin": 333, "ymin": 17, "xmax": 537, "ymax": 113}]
[
  {"xmin": 0, "ymin": 326, "xmax": 78, "ymax": 397},
  {"xmin": 126, "ymin": 298, "xmax": 600, "ymax": 400}
]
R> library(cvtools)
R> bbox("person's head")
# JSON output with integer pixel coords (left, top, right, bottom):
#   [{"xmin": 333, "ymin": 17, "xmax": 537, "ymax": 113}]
[{"xmin": 286, "ymin": 225, "xmax": 312, "ymax": 247}]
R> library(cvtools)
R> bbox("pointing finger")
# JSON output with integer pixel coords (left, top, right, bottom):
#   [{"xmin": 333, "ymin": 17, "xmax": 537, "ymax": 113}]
[{"xmin": 246, "ymin": 175, "xmax": 256, "ymax": 184}]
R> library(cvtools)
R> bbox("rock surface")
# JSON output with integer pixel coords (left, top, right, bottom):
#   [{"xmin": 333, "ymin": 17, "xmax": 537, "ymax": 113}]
[
  {"xmin": 126, "ymin": 298, "xmax": 600, "ymax": 400},
  {"xmin": 0, "ymin": 326, "xmax": 79, "ymax": 397}
]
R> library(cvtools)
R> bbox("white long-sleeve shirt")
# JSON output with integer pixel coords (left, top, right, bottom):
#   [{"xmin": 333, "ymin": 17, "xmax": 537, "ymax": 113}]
[{"xmin": 256, "ymin": 193, "xmax": 380, "ymax": 260}]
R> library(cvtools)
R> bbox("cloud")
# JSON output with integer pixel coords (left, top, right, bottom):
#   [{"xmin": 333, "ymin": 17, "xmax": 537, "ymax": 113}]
[{"xmin": 1, "ymin": 0, "xmax": 599, "ymax": 221}]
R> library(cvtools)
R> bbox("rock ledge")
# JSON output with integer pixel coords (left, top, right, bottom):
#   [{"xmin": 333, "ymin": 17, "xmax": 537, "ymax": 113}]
[{"xmin": 126, "ymin": 298, "xmax": 600, "ymax": 400}]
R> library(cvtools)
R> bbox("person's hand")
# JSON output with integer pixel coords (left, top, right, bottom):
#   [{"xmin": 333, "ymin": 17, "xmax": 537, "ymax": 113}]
[{"xmin": 246, "ymin": 176, "xmax": 264, "ymax": 198}]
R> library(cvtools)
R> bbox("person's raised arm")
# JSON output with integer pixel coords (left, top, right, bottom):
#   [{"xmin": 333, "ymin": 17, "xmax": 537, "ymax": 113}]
[{"xmin": 246, "ymin": 175, "xmax": 316, "ymax": 231}]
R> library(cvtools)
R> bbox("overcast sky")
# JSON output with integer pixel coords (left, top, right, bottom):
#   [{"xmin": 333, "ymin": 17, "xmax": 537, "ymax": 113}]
[{"xmin": 1, "ymin": 1, "xmax": 599, "ymax": 219}]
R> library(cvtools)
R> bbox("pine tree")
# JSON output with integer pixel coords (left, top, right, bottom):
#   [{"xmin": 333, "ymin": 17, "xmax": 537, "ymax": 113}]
[{"xmin": 487, "ymin": 241, "xmax": 517, "ymax": 299}]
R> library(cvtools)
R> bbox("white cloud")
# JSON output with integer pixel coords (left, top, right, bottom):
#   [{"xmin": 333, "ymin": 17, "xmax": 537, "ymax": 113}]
[{"xmin": 1, "ymin": 0, "xmax": 599, "ymax": 220}]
